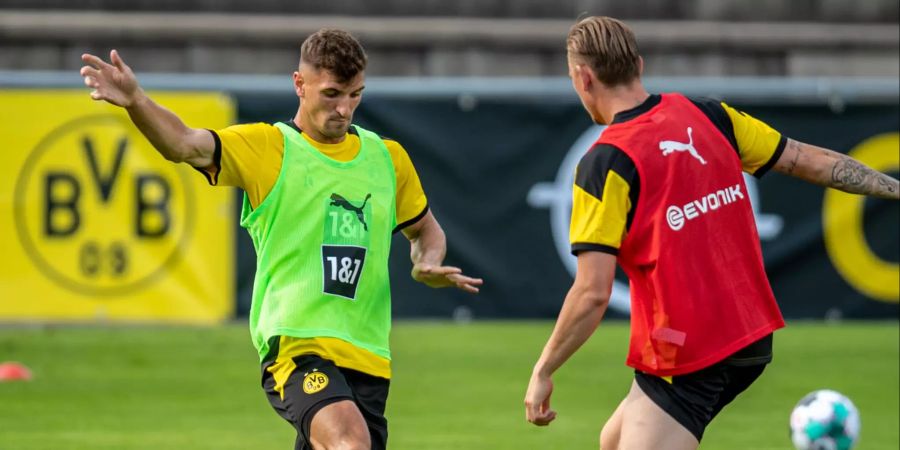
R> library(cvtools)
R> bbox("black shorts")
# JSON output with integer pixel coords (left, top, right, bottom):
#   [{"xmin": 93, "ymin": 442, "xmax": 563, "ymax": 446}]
[
  {"xmin": 634, "ymin": 342, "xmax": 770, "ymax": 442},
  {"xmin": 262, "ymin": 354, "xmax": 390, "ymax": 450}
]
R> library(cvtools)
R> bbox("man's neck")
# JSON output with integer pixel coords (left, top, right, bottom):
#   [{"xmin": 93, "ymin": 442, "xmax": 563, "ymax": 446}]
[
  {"xmin": 293, "ymin": 111, "xmax": 346, "ymax": 144},
  {"xmin": 597, "ymin": 82, "xmax": 651, "ymax": 124}
]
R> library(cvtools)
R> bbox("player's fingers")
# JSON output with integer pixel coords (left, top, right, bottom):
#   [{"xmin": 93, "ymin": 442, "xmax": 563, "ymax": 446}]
[
  {"xmin": 451, "ymin": 275, "xmax": 483, "ymax": 286},
  {"xmin": 532, "ymin": 399, "xmax": 556, "ymax": 426},
  {"xmin": 542, "ymin": 410, "xmax": 558, "ymax": 424},
  {"xmin": 452, "ymin": 279, "xmax": 480, "ymax": 293},
  {"xmin": 530, "ymin": 409, "xmax": 555, "ymax": 426},
  {"xmin": 524, "ymin": 400, "xmax": 538, "ymax": 423},
  {"xmin": 448, "ymin": 274, "xmax": 483, "ymax": 288},
  {"xmin": 89, "ymin": 90, "xmax": 104, "ymax": 101},
  {"xmin": 525, "ymin": 389, "xmax": 548, "ymax": 423},
  {"xmin": 541, "ymin": 396, "xmax": 552, "ymax": 413},
  {"xmin": 110, "ymin": 49, "xmax": 128, "ymax": 71},
  {"xmin": 83, "ymin": 76, "xmax": 98, "ymax": 88},
  {"xmin": 81, "ymin": 53, "xmax": 112, "ymax": 71},
  {"xmin": 430, "ymin": 266, "xmax": 462, "ymax": 275},
  {"xmin": 80, "ymin": 66, "xmax": 101, "ymax": 79}
]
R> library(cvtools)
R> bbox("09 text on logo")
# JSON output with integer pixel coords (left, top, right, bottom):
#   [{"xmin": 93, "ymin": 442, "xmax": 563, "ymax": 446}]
[{"xmin": 13, "ymin": 115, "xmax": 195, "ymax": 296}]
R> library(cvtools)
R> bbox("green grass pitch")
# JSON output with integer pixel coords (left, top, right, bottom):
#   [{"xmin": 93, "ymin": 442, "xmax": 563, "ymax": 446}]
[{"xmin": 0, "ymin": 321, "xmax": 897, "ymax": 449}]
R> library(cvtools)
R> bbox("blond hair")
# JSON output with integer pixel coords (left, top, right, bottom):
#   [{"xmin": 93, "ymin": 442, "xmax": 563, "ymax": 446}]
[{"xmin": 567, "ymin": 16, "xmax": 641, "ymax": 87}]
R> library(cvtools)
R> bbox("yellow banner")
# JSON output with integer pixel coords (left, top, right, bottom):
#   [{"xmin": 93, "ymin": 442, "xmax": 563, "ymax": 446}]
[{"xmin": 0, "ymin": 90, "xmax": 235, "ymax": 324}]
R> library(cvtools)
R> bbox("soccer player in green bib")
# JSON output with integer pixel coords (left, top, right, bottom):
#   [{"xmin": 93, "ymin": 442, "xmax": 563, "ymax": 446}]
[{"xmin": 80, "ymin": 29, "xmax": 482, "ymax": 450}]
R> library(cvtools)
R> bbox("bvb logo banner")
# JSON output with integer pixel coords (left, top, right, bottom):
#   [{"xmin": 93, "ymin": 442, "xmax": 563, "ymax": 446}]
[{"xmin": 1, "ymin": 90, "xmax": 234, "ymax": 323}]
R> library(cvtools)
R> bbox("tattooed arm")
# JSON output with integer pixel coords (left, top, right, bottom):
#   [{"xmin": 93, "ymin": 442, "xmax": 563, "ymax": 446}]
[{"xmin": 772, "ymin": 139, "xmax": 899, "ymax": 199}]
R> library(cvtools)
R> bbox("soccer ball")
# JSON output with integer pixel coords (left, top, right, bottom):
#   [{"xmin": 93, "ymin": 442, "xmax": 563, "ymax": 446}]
[{"xmin": 789, "ymin": 389, "xmax": 860, "ymax": 450}]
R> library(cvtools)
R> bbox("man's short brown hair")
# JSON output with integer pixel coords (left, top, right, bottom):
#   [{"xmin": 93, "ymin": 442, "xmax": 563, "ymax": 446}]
[
  {"xmin": 300, "ymin": 28, "xmax": 368, "ymax": 82},
  {"xmin": 567, "ymin": 16, "xmax": 641, "ymax": 87}
]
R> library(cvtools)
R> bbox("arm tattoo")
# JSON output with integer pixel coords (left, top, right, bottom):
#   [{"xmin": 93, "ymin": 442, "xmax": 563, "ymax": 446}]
[
  {"xmin": 876, "ymin": 176, "xmax": 897, "ymax": 193},
  {"xmin": 785, "ymin": 139, "xmax": 801, "ymax": 175},
  {"xmin": 831, "ymin": 155, "xmax": 899, "ymax": 199},
  {"xmin": 831, "ymin": 157, "xmax": 867, "ymax": 187}
]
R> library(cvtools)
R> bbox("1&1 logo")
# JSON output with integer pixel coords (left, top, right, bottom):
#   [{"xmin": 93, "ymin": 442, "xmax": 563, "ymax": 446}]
[{"xmin": 13, "ymin": 115, "xmax": 196, "ymax": 296}]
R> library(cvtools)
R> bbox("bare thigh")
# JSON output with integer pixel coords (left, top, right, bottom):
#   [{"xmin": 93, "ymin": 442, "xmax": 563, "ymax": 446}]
[
  {"xmin": 309, "ymin": 399, "xmax": 371, "ymax": 450},
  {"xmin": 599, "ymin": 397, "xmax": 627, "ymax": 450},
  {"xmin": 617, "ymin": 380, "xmax": 699, "ymax": 450}
]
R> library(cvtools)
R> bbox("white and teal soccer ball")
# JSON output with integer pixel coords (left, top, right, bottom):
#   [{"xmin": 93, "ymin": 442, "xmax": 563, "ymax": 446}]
[{"xmin": 790, "ymin": 389, "xmax": 860, "ymax": 450}]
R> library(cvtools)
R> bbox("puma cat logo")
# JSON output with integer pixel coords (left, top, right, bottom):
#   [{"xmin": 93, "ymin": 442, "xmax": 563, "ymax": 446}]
[
  {"xmin": 330, "ymin": 193, "xmax": 371, "ymax": 231},
  {"xmin": 659, "ymin": 127, "xmax": 707, "ymax": 165}
]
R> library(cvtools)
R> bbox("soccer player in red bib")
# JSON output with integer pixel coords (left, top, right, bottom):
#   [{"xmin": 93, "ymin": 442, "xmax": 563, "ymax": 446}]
[{"xmin": 524, "ymin": 16, "xmax": 899, "ymax": 449}]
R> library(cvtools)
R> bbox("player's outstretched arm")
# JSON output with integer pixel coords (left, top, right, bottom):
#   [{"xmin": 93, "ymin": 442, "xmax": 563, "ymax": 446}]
[
  {"xmin": 401, "ymin": 210, "xmax": 483, "ymax": 293},
  {"xmin": 80, "ymin": 49, "xmax": 215, "ymax": 168},
  {"xmin": 525, "ymin": 251, "xmax": 614, "ymax": 426},
  {"xmin": 773, "ymin": 138, "xmax": 899, "ymax": 199}
]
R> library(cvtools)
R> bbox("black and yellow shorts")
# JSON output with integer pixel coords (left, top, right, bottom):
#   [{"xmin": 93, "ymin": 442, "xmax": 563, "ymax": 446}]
[
  {"xmin": 635, "ymin": 362, "xmax": 766, "ymax": 442},
  {"xmin": 262, "ymin": 354, "xmax": 390, "ymax": 450},
  {"xmin": 634, "ymin": 334, "xmax": 773, "ymax": 442}
]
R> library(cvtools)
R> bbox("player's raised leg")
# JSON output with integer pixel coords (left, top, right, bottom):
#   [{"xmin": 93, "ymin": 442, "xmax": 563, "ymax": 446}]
[{"xmin": 616, "ymin": 380, "xmax": 698, "ymax": 450}]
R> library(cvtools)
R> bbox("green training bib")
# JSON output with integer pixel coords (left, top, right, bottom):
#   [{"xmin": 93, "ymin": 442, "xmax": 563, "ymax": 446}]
[{"xmin": 241, "ymin": 123, "xmax": 397, "ymax": 361}]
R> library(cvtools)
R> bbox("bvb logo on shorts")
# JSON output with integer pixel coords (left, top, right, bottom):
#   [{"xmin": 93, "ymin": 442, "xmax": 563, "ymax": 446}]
[
  {"xmin": 13, "ymin": 115, "xmax": 194, "ymax": 296},
  {"xmin": 302, "ymin": 369, "xmax": 329, "ymax": 394}
]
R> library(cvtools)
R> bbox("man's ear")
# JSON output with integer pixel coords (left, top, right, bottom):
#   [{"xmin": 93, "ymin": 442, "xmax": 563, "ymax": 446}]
[
  {"xmin": 576, "ymin": 64, "xmax": 594, "ymax": 93},
  {"xmin": 293, "ymin": 71, "xmax": 305, "ymax": 98}
]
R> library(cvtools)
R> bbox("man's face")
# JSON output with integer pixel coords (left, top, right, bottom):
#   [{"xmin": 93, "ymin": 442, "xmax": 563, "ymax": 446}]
[
  {"xmin": 295, "ymin": 65, "xmax": 365, "ymax": 140},
  {"xmin": 567, "ymin": 55, "xmax": 604, "ymax": 125}
]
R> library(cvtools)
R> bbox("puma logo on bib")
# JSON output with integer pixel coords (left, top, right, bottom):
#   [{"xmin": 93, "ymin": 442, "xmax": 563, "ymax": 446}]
[
  {"xmin": 330, "ymin": 193, "xmax": 371, "ymax": 231},
  {"xmin": 321, "ymin": 193, "xmax": 372, "ymax": 299},
  {"xmin": 659, "ymin": 127, "xmax": 707, "ymax": 165}
]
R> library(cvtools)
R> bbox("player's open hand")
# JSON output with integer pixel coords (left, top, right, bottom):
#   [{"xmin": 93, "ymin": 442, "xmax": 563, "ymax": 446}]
[
  {"xmin": 411, "ymin": 264, "xmax": 483, "ymax": 293},
  {"xmin": 525, "ymin": 372, "xmax": 557, "ymax": 426},
  {"xmin": 80, "ymin": 49, "xmax": 140, "ymax": 108}
]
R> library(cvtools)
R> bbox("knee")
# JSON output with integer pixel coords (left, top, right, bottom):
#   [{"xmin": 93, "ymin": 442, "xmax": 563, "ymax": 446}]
[
  {"xmin": 333, "ymin": 440, "xmax": 370, "ymax": 450},
  {"xmin": 324, "ymin": 435, "xmax": 370, "ymax": 450},
  {"xmin": 315, "ymin": 422, "xmax": 371, "ymax": 450},
  {"xmin": 330, "ymin": 427, "xmax": 371, "ymax": 450}
]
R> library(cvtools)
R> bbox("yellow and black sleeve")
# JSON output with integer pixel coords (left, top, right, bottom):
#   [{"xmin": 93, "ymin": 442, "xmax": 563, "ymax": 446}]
[
  {"xmin": 688, "ymin": 97, "xmax": 787, "ymax": 177},
  {"xmin": 569, "ymin": 143, "xmax": 640, "ymax": 256}
]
